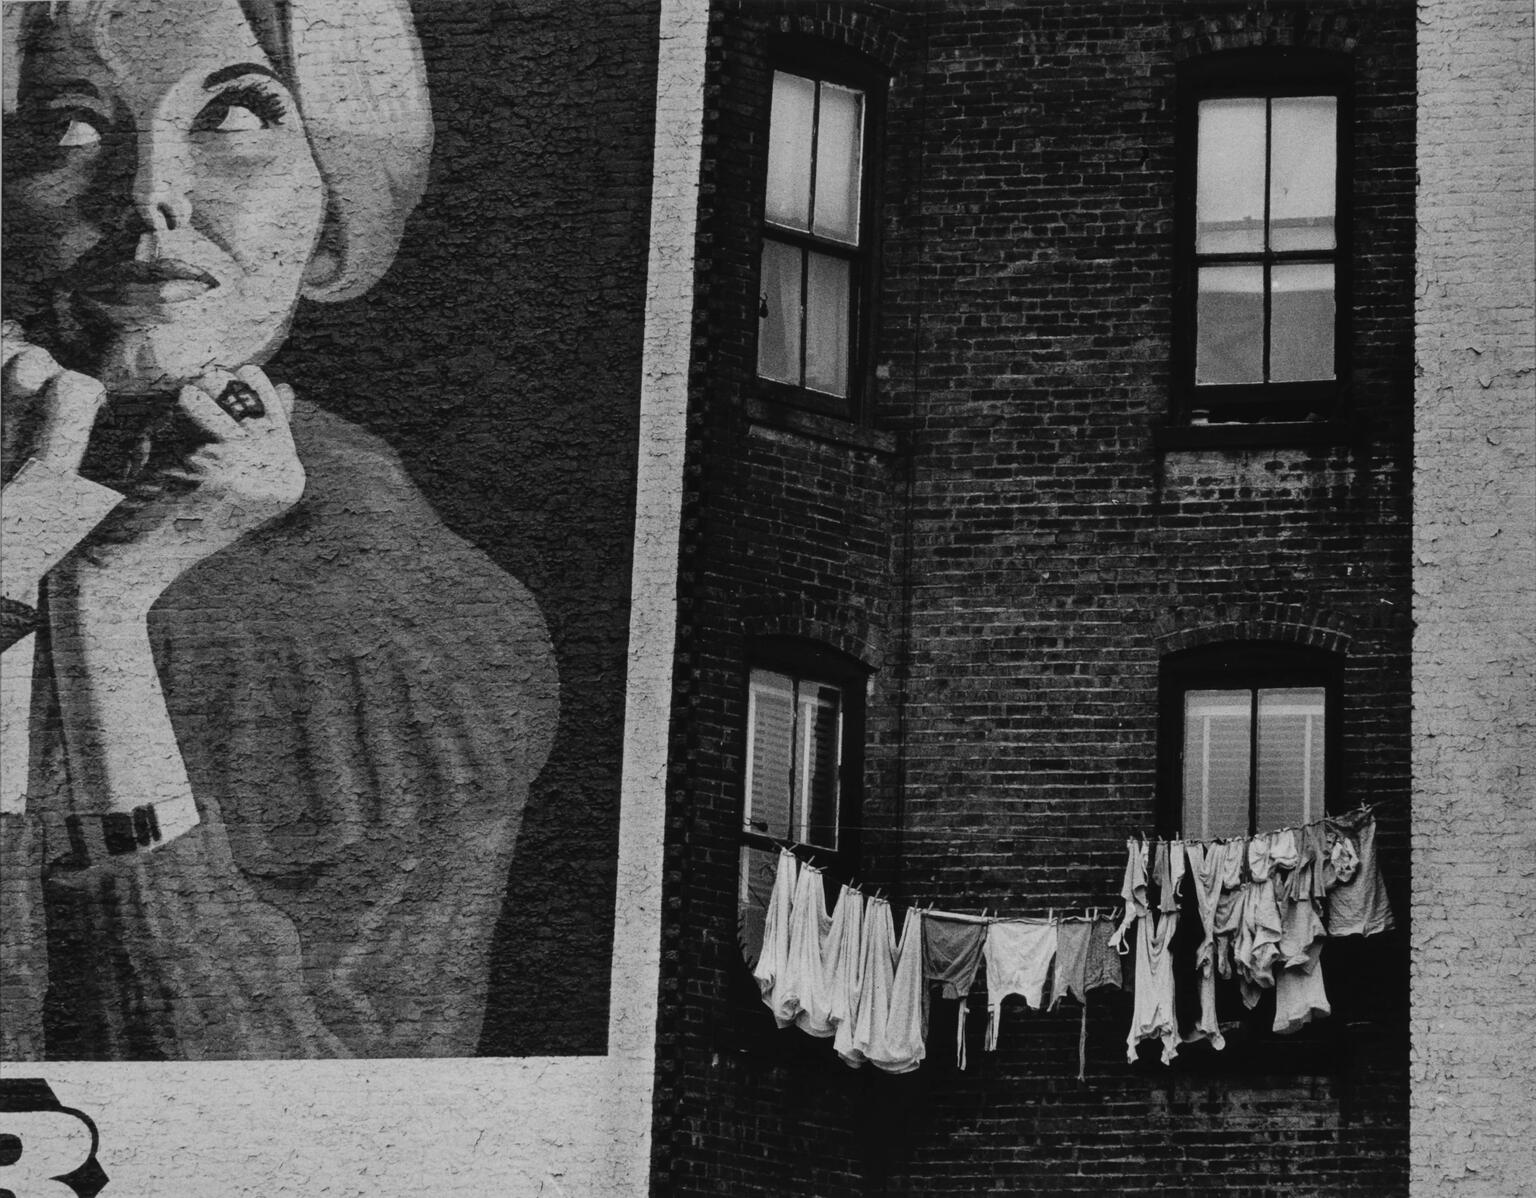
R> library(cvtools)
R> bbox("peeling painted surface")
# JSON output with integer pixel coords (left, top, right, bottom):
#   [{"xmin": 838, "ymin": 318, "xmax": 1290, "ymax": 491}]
[
  {"xmin": 1, "ymin": 0, "xmax": 707, "ymax": 1191},
  {"xmin": 1413, "ymin": 2, "xmax": 1536, "ymax": 1194}
]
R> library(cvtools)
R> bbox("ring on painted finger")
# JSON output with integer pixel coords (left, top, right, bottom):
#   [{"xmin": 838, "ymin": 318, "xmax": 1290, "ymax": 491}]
[{"xmin": 215, "ymin": 380, "xmax": 265, "ymax": 423}]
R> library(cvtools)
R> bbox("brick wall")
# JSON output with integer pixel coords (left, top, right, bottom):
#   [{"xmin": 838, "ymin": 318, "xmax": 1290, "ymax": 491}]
[
  {"xmin": 1412, "ymin": 3, "xmax": 1536, "ymax": 1193},
  {"xmin": 657, "ymin": 2, "xmax": 1415, "ymax": 1193}
]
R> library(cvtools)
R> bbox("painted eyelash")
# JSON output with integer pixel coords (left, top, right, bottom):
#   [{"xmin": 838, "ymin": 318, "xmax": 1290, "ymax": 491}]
[{"xmin": 201, "ymin": 82, "xmax": 290, "ymax": 129}]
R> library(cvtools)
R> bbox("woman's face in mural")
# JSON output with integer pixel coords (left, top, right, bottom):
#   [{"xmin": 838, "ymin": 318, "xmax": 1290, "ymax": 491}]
[{"xmin": 3, "ymin": 0, "xmax": 326, "ymax": 395}]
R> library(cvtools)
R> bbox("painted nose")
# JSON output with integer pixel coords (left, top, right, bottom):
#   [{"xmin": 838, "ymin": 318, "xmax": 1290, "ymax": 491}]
[{"xmin": 130, "ymin": 125, "xmax": 193, "ymax": 232}]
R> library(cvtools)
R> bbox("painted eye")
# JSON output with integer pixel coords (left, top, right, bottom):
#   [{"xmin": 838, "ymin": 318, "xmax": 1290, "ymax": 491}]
[
  {"xmin": 210, "ymin": 103, "xmax": 267, "ymax": 133},
  {"xmin": 56, "ymin": 116, "xmax": 101, "ymax": 148},
  {"xmin": 196, "ymin": 84, "xmax": 289, "ymax": 135}
]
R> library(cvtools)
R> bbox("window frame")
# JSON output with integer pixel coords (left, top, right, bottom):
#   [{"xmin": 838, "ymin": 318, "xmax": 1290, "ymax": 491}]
[
  {"xmin": 754, "ymin": 46, "xmax": 885, "ymax": 422},
  {"xmin": 737, "ymin": 638, "xmax": 867, "ymax": 880},
  {"xmin": 1172, "ymin": 50, "xmax": 1354, "ymax": 429},
  {"xmin": 1157, "ymin": 642, "xmax": 1344, "ymax": 840},
  {"xmin": 734, "ymin": 642, "xmax": 866, "ymax": 933}
]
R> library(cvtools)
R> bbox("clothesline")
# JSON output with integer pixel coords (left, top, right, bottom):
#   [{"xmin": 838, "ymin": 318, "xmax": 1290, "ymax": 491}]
[
  {"xmin": 763, "ymin": 843, "xmax": 1122, "ymax": 927},
  {"xmin": 758, "ymin": 798, "xmax": 1397, "ymax": 847},
  {"xmin": 1161, "ymin": 799, "xmax": 1391, "ymax": 847},
  {"xmin": 763, "ymin": 800, "xmax": 1392, "ymax": 924}
]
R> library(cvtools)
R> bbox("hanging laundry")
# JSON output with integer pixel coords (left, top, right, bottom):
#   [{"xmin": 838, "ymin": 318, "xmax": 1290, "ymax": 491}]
[
  {"xmin": 783, "ymin": 863, "xmax": 834, "ymax": 1037},
  {"xmin": 1273, "ymin": 939, "xmax": 1330, "ymax": 1034},
  {"xmin": 1181, "ymin": 842, "xmax": 1227, "ymax": 1050},
  {"xmin": 1109, "ymin": 837, "xmax": 1149, "ymax": 952},
  {"xmin": 753, "ymin": 848, "xmax": 800, "ymax": 1026},
  {"xmin": 1126, "ymin": 909, "xmax": 1180, "ymax": 1064},
  {"xmin": 983, "ymin": 918, "xmax": 1057, "ymax": 1051},
  {"xmin": 1326, "ymin": 812, "xmax": 1394, "ymax": 937},
  {"xmin": 1082, "ymin": 918, "xmax": 1124, "ymax": 994},
  {"xmin": 923, "ymin": 911, "xmax": 989, "ymax": 1069},
  {"xmin": 1152, "ymin": 839, "xmax": 1186, "ymax": 914},
  {"xmin": 1050, "ymin": 920, "xmax": 1095, "ymax": 1010},
  {"xmin": 829, "ymin": 886, "xmax": 868, "ymax": 1064},
  {"xmin": 1052, "ymin": 917, "xmax": 1124, "ymax": 1081},
  {"xmin": 1232, "ymin": 836, "xmax": 1283, "ymax": 1007},
  {"xmin": 1274, "ymin": 886, "xmax": 1331, "ymax": 1034},
  {"xmin": 1212, "ymin": 837, "xmax": 1247, "ymax": 980},
  {"xmin": 1326, "ymin": 826, "xmax": 1361, "ymax": 889},
  {"xmin": 1281, "ymin": 823, "xmax": 1331, "ymax": 904},
  {"xmin": 868, "ymin": 908, "xmax": 927, "ymax": 1074},
  {"xmin": 1270, "ymin": 827, "xmax": 1301, "ymax": 872},
  {"xmin": 845, "ymin": 897, "xmax": 898, "ymax": 1068}
]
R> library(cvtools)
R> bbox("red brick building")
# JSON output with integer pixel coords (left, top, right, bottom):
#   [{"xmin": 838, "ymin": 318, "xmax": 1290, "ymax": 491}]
[{"xmin": 654, "ymin": 3, "xmax": 1415, "ymax": 1193}]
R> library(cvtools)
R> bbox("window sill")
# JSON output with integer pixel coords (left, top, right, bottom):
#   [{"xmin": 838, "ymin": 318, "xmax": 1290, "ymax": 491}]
[
  {"xmin": 745, "ymin": 396, "xmax": 898, "ymax": 455},
  {"xmin": 1153, "ymin": 420, "xmax": 1354, "ymax": 451}
]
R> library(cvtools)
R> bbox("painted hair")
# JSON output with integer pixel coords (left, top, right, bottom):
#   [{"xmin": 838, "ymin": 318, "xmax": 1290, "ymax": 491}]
[{"xmin": 1, "ymin": 0, "xmax": 434, "ymax": 303}]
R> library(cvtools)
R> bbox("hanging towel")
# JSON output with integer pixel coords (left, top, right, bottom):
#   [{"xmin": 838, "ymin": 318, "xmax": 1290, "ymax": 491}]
[
  {"xmin": 983, "ymin": 918, "xmax": 1057, "ymax": 1050},
  {"xmin": 844, "ymin": 897, "xmax": 897, "ymax": 1067},
  {"xmin": 829, "ymin": 887, "xmax": 868, "ymax": 1065},
  {"xmin": 752, "ymin": 848, "xmax": 799, "ymax": 1026},
  {"xmin": 923, "ymin": 911, "xmax": 989, "ymax": 1069},
  {"xmin": 783, "ymin": 863, "xmax": 834, "ymax": 1037},
  {"xmin": 869, "ymin": 908, "xmax": 927, "ymax": 1074}
]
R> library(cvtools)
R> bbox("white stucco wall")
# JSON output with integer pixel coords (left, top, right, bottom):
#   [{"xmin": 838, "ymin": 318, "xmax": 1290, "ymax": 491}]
[{"xmin": 1412, "ymin": 2, "xmax": 1536, "ymax": 1193}]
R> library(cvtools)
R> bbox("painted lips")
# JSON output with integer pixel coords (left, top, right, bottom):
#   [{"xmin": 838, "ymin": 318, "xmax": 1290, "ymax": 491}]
[{"xmin": 78, "ymin": 259, "xmax": 220, "ymax": 307}]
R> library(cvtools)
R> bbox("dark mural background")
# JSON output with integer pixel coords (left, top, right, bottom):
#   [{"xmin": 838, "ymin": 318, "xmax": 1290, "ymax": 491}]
[{"xmin": 273, "ymin": 0, "xmax": 661, "ymax": 1055}]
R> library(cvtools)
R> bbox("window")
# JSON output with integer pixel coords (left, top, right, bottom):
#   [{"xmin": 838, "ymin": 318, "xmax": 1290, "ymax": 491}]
[
  {"xmin": 757, "ymin": 66, "xmax": 872, "ymax": 415},
  {"xmin": 1159, "ymin": 644, "xmax": 1340, "ymax": 839},
  {"xmin": 1176, "ymin": 52, "xmax": 1349, "ymax": 425},
  {"xmin": 737, "ymin": 645, "xmax": 865, "ymax": 964}
]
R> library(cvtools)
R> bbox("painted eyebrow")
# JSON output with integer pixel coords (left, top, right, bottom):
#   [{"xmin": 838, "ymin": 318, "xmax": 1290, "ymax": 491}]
[
  {"xmin": 202, "ymin": 63, "xmax": 281, "ymax": 90},
  {"xmin": 36, "ymin": 78, "xmax": 104, "ymax": 101}
]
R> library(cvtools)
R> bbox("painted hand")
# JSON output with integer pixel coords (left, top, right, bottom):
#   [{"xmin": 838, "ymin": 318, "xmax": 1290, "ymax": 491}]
[
  {"xmin": 60, "ymin": 365, "xmax": 305, "ymax": 609},
  {"xmin": 1, "ymin": 320, "xmax": 108, "ymax": 482}
]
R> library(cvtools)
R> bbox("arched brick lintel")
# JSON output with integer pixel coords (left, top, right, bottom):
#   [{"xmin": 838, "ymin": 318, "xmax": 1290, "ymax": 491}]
[
  {"xmin": 1172, "ymin": 8, "xmax": 1363, "ymax": 61},
  {"xmin": 1153, "ymin": 603, "xmax": 1356, "ymax": 659}
]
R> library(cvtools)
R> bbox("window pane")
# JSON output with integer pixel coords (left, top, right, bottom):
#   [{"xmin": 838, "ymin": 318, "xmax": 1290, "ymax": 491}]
[
  {"xmin": 758, "ymin": 240, "xmax": 803, "ymax": 386},
  {"xmin": 1197, "ymin": 98, "xmax": 1266, "ymax": 254},
  {"xmin": 812, "ymin": 82, "xmax": 863, "ymax": 244},
  {"xmin": 1270, "ymin": 97, "xmax": 1336, "ymax": 252},
  {"xmin": 737, "ymin": 844, "xmax": 778, "ymax": 969},
  {"xmin": 1256, "ymin": 687, "xmax": 1326, "ymax": 829},
  {"xmin": 1196, "ymin": 265, "xmax": 1264, "ymax": 385},
  {"xmin": 766, "ymin": 71, "xmax": 814, "ymax": 230},
  {"xmin": 1182, "ymin": 690, "xmax": 1252, "ymax": 840},
  {"xmin": 798, "ymin": 684, "xmax": 842, "ymax": 848},
  {"xmin": 804, "ymin": 251, "xmax": 850, "ymax": 397},
  {"xmin": 1270, "ymin": 263, "xmax": 1335, "ymax": 382},
  {"xmin": 746, "ymin": 670, "xmax": 795, "ymax": 839}
]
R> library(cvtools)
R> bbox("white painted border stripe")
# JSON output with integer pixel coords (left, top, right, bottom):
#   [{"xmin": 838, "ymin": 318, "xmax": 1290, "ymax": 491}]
[{"xmin": 603, "ymin": 0, "xmax": 709, "ymax": 1186}]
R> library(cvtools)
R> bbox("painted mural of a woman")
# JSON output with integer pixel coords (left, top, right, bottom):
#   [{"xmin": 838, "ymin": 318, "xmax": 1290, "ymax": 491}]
[{"xmin": 0, "ymin": 0, "xmax": 559, "ymax": 1059}]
